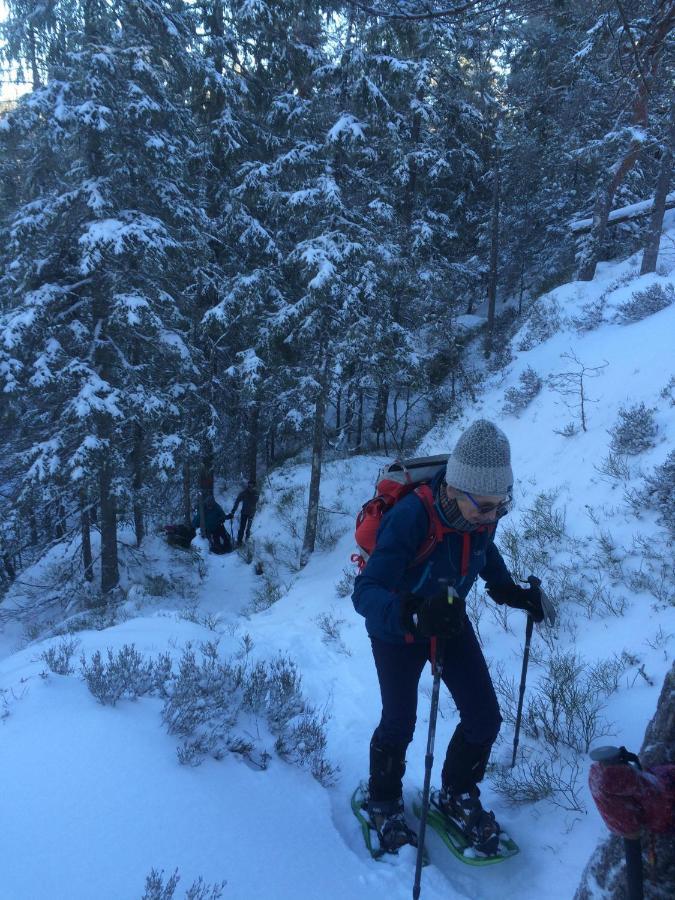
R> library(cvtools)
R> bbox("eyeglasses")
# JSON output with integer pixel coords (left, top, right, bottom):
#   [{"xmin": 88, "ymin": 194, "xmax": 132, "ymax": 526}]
[{"xmin": 460, "ymin": 490, "xmax": 511, "ymax": 518}]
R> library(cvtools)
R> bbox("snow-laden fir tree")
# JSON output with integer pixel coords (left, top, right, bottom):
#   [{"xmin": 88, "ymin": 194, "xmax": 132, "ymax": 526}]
[{"xmin": 0, "ymin": 0, "xmax": 205, "ymax": 596}]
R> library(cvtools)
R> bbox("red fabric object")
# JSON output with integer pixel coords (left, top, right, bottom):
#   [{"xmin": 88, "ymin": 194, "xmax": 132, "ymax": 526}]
[
  {"xmin": 354, "ymin": 483, "xmax": 450, "ymax": 570},
  {"xmin": 589, "ymin": 762, "xmax": 675, "ymax": 838}
]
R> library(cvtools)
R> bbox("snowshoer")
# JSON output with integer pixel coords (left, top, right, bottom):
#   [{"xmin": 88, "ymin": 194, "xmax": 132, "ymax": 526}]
[
  {"xmin": 352, "ymin": 420, "xmax": 545, "ymax": 856},
  {"xmin": 231, "ymin": 480, "xmax": 258, "ymax": 545},
  {"xmin": 192, "ymin": 495, "xmax": 232, "ymax": 554}
]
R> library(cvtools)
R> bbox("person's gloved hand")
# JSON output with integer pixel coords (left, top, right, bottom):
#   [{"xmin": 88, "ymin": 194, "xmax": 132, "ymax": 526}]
[
  {"xmin": 400, "ymin": 587, "xmax": 465, "ymax": 638},
  {"xmin": 486, "ymin": 581, "xmax": 544, "ymax": 623}
]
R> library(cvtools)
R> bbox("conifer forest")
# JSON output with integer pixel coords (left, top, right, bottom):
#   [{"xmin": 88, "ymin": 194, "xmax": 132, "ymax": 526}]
[{"xmin": 1, "ymin": 1, "xmax": 674, "ymax": 597}]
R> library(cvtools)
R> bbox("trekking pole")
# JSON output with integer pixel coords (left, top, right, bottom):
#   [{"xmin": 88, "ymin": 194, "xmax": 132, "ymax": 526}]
[
  {"xmin": 413, "ymin": 634, "xmax": 444, "ymax": 900},
  {"xmin": 510, "ymin": 573, "xmax": 559, "ymax": 769},
  {"xmin": 511, "ymin": 613, "xmax": 534, "ymax": 769}
]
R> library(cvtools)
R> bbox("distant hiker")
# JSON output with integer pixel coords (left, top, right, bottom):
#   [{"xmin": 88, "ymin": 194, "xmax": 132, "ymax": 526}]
[
  {"xmin": 352, "ymin": 420, "xmax": 545, "ymax": 856},
  {"xmin": 231, "ymin": 480, "xmax": 259, "ymax": 545},
  {"xmin": 192, "ymin": 495, "xmax": 232, "ymax": 555}
]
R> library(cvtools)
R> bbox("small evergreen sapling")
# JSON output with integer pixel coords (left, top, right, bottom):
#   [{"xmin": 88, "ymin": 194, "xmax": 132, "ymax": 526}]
[
  {"xmin": 643, "ymin": 450, "xmax": 675, "ymax": 536},
  {"xmin": 609, "ymin": 402, "xmax": 658, "ymax": 455},
  {"xmin": 616, "ymin": 283, "xmax": 674, "ymax": 323},
  {"xmin": 518, "ymin": 298, "xmax": 563, "ymax": 351},
  {"xmin": 503, "ymin": 366, "xmax": 543, "ymax": 416}
]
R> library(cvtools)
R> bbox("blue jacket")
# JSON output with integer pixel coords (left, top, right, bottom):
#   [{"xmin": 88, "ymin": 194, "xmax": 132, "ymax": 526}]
[
  {"xmin": 352, "ymin": 473, "xmax": 514, "ymax": 644},
  {"xmin": 192, "ymin": 500, "xmax": 227, "ymax": 534}
]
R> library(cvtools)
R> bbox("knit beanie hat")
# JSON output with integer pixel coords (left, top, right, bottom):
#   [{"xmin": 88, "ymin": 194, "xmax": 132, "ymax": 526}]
[{"xmin": 444, "ymin": 419, "xmax": 513, "ymax": 496}]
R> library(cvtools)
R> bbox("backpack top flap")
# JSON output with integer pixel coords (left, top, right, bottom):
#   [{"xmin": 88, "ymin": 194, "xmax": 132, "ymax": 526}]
[{"xmin": 378, "ymin": 454, "xmax": 450, "ymax": 488}]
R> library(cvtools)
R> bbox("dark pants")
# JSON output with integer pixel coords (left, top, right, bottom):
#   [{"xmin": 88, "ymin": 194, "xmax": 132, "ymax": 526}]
[
  {"xmin": 369, "ymin": 622, "xmax": 501, "ymax": 802},
  {"xmin": 237, "ymin": 512, "xmax": 254, "ymax": 544},
  {"xmin": 209, "ymin": 524, "xmax": 232, "ymax": 555}
]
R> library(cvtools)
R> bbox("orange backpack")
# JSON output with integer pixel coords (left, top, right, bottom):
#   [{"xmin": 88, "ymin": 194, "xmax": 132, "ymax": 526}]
[{"xmin": 352, "ymin": 455, "xmax": 450, "ymax": 571}]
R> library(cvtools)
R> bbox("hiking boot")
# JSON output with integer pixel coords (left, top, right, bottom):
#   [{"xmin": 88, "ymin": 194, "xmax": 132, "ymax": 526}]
[
  {"xmin": 433, "ymin": 786, "xmax": 500, "ymax": 855},
  {"xmin": 368, "ymin": 797, "xmax": 418, "ymax": 854}
]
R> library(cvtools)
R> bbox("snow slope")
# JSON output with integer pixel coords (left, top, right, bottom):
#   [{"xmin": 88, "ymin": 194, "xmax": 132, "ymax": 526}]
[{"xmin": 1, "ymin": 227, "xmax": 674, "ymax": 900}]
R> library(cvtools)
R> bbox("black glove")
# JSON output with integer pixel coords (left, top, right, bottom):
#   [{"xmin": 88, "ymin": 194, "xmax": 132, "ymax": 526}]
[
  {"xmin": 400, "ymin": 588, "xmax": 465, "ymax": 639},
  {"xmin": 486, "ymin": 582, "xmax": 544, "ymax": 623}
]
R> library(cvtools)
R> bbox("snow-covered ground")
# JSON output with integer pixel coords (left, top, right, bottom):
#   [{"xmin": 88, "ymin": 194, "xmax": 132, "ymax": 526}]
[{"xmin": 1, "ymin": 226, "xmax": 674, "ymax": 899}]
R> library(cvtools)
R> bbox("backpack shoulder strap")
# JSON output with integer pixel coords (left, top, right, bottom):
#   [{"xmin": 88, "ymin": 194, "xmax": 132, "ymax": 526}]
[{"xmin": 411, "ymin": 484, "xmax": 453, "ymax": 565}]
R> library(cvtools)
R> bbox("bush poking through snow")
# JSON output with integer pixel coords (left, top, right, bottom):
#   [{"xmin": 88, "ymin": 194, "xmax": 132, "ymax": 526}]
[
  {"xmin": 42, "ymin": 637, "xmax": 80, "ymax": 675},
  {"xmin": 660, "ymin": 375, "xmax": 675, "ymax": 407},
  {"xmin": 642, "ymin": 450, "xmax": 675, "ymax": 537},
  {"xmin": 572, "ymin": 272, "xmax": 636, "ymax": 333},
  {"xmin": 609, "ymin": 402, "xmax": 658, "ymax": 455},
  {"xmin": 316, "ymin": 611, "xmax": 345, "ymax": 643},
  {"xmin": 316, "ymin": 507, "xmax": 349, "ymax": 550},
  {"xmin": 525, "ymin": 650, "xmax": 619, "ymax": 754},
  {"xmin": 316, "ymin": 611, "xmax": 351, "ymax": 656},
  {"xmin": 518, "ymin": 298, "xmax": 563, "ymax": 351},
  {"xmin": 81, "ymin": 644, "xmax": 170, "ymax": 705},
  {"xmin": 502, "ymin": 367, "xmax": 543, "ymax": 416},
  {"xmin": 335, "ymin": 566, "xmax": 356, "ymax": 599},
  {"xmin": 616, "ymin": 282, "xmax": 674, "ymax": 322},
  {"xmin": 572, "ymin": 296, "xmax": 606, "ymax": 333},
  {"xmin": 250, "ymin": 574, "xmax": 285, "ymax": 612},
  {"xmin": 521, "ymin": 490, "xmax": 566, "ymax": 549},
  {"xmin": 162, "ymin": 642, "xmax": 338, "ymax": 785},
  {"xmin": 492, "ymin": 756, "xmax": 584, "ymax": 812},
  {"xmin": 141, "ymin": 867, "xmax": 226, "ymax": 900},
  {"xmin": 492, "ymin": 649, "xmax": 625, "ymax": 812}
]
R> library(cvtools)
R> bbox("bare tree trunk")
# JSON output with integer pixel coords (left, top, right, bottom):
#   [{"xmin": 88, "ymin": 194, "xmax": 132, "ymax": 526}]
[
  {"xmin": 300, "ymin": 353, "xmax": 330, "ymax": 568},
  {"xmin": 55, "ymin": 501, "xmax": 66, "ymax": 539},
  {"xmin": 80, "ymin": 490, "xmax": 94, "ymax": 583},
  {"xmin": 344, "ymin": 382, "xmax": 354, "ymax": 445},
  {"xmin": 372, "ymin": 384, "xmax": 389, "ymax": 451},
  {"xmin": 400, "ymin": 386, "xmax": 412, "ymax": 450},
  {"xmin": 485, "ymin": 139, "xmax": 500, "ymax": 356},
  {"xmin": 578, "ymin": 3, "xmax": 675, "ymax": 281},
  {"xmin": 200, "ymin": 445, "xmax": 214, "ymax": 500},
  {"xmin": 99, "ymin": 452, "xmax": 118, "ymax": 595},
  {"xmin": 335, "ymin": 383, "xmax": 342, "ymax": 434},
  {"xmin": 267, "ymin": 425, "xmax": 276, "ymax": 467},
  {"xmin": 246, "ymin": 401, "xmax": 260, "ymax": 484},
  {"xmin": 641, "ymin": 104, "xmax": 675, "ymax": 275},
  {"xmin": 182, "ymin": 460, "xmax": 191, "ymax": 526},
  {"xmin": 2, "ymin": 553, "xmax": 16, "ymax": 582},
  {"xmin": 355, "ymin": 389, "xmax": 364, "ymax": 450},
  {"xmin": 28, "ymin": 25, "xmax": 41, "ymax": 91},
  {"xmin": 131, "ymin": 422, "xmax": 144, "ymax": 547}
]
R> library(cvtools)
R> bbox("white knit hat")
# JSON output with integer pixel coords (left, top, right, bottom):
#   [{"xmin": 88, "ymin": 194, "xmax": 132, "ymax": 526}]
[{"xmin": 445, "ymin": 419, "xmax": 513, "ymax": 496}]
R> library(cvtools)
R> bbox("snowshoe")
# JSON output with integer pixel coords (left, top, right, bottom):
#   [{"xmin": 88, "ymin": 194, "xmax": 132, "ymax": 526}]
[
  {"xmin": 413, "ymin": 787, "xmax": 519, "ymax": 866},
  {"xmin": 351, "ymin": 783, "xmax": 427, "ymax": 863},
  {"xmin": 435, "ymin": 786, "xmax": 500, "ymax": 855}
]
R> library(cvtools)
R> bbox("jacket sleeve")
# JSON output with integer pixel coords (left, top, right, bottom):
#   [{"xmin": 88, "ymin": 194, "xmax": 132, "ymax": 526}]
[
  {"xmin": 479, "ymin": 530, "xmax": 514, "ymax": 588},
  {"xmin": 352, "ymin": 495, "xmax": 430, "ymax": 636},
  {"xmin": 231, "ymin": 491, "xmax": 242, "ymax": 514}
]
